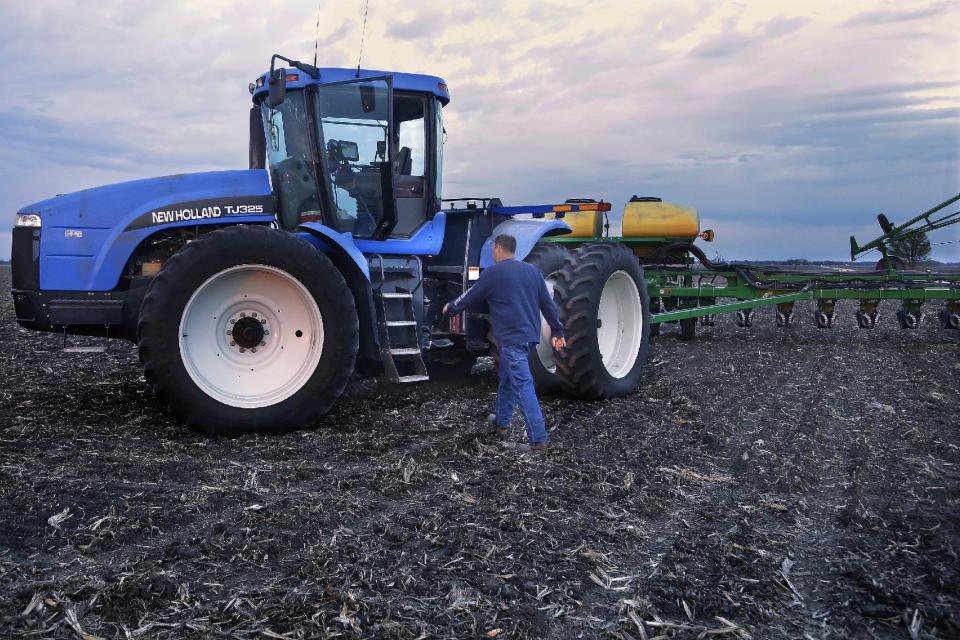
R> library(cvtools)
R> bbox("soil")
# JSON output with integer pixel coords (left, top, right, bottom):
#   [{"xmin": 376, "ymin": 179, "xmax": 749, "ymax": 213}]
[{"xmin": 1, "ymin": 264, "xmax": 958, "ymax": 639}]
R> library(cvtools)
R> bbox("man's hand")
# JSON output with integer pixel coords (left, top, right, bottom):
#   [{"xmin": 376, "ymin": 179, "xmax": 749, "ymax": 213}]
[
  {"xmin": 551, "ymin": 336, "xmax": 566, "ymax": 351},
  {"xmin": 443, "ymin": 303, "xmax": 450, "ymax": 316}
]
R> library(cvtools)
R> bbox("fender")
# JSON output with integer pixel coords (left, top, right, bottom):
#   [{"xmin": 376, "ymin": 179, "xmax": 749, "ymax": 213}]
[
  {"xmin": 479, "ymin": 218, "xmax": 572, "ymax": 267},
  {"xmin": 23, "ymin": 170, "xmax": 276, "ymax": 291},
  {"xmin": 296, "ymin": 223, "xmax": 381, "ymax": 372},
  {"xmin": 295, "ymin": 223, "xmax": 370, "ymax": 279}
]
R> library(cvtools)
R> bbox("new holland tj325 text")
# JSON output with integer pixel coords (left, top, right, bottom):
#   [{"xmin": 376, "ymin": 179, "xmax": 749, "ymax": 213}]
[
  {"xmin": 12, "ymin": 55, "xmax": 960, "ymax": 436},
  {"xmin": 11, "ymin": 56, "xmax": 655, "ymax": 435}
]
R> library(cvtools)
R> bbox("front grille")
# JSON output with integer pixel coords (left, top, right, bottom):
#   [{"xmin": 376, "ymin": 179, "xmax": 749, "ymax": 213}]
[{"xmin": 12, "ymin": 227, "xmax": 40, "ymax": 290}]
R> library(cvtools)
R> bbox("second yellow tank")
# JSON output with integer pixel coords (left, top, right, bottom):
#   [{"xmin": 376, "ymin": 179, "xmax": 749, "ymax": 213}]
[{"xmin": 622, "ymin": 197, "xmax": 699, "ymax": 239}]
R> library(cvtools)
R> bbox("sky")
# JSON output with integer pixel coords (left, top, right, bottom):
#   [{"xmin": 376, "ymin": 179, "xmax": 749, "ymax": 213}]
[{"xmin": 0, "ymin": 0, "xmax": 958, "ymax": 262}]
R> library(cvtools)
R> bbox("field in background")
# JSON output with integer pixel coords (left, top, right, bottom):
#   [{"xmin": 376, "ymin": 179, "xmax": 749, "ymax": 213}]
[{"xmin": 1, "ymin": 264, "xmax": 958, "ymax": 638}]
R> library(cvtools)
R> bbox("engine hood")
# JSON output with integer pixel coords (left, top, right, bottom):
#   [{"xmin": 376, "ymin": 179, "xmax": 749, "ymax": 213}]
[
  {"xmin": 18, "ymin": 170, "xmax": 274, "ymax": 230},
  {"xmin": 18, "ymin": 169, "xmax": 277, "ymax": 291}
]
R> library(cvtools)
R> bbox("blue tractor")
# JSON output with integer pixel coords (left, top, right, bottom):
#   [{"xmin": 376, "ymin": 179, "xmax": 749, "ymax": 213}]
[{"xmin": 11, "ymin": 55, "xmax": 651, "ymax": 435}]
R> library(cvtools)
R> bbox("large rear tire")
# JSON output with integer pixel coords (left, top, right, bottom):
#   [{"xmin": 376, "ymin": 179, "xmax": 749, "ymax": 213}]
[
  {"xmin": 553, "ymin": 243, "xmax": 650, "ymax": 399},
  {"xmin": 137, "ymin": 225, "xmax": 359, "ymax": 436},
  {"xmin": 523, "ymin": 242, "xmax": 569, "ymax": 395}
]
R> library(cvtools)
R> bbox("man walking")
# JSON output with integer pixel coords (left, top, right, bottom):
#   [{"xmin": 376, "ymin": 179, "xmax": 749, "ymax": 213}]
[{"xmin": 444, "ymin": 234, "xmax": 565, "ymax": 453}]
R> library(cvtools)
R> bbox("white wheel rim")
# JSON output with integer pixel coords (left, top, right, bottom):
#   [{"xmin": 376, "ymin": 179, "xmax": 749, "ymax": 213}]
[
  {"xmin": 535, "ymin": 272, "xmax": 560, "ymax": 374},
  {"xmin": 597, "ymin": 270, "xmax": 642, "ymax": 379},
  {"xmin": 178, "ymin": 264, "xmax": 324, "ymax": 408}
]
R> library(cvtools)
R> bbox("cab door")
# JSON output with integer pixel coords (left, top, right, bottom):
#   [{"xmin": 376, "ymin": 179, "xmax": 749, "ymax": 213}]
[{"xmin": 314, "ymin": 77, "xmax": 397, "ymax": 238}]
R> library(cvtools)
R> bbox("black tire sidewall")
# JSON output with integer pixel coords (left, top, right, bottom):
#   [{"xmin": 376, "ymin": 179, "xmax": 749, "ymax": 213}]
[
  {"xmin": 555, "ymin": 243, "xmax": 651, "ymax": 398},
  {"xmin": 523, "ymin": 242, "xmax": 569, "ymax": 394},
  {"xmin": 138, "ymin": 226, "xmax": 359, "ymax": 435}
]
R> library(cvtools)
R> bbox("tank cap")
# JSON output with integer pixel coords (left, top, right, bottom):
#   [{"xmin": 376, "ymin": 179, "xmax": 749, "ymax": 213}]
[{"xmin": 630, "ymin": 195, "xmax": 663, "ymax": 202}]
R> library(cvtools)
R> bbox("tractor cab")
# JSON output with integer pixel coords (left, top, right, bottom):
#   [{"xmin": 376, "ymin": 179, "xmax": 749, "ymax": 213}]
[{"xmin": 249, "ymin": 59, "xmax": 449, "ymax": 240}]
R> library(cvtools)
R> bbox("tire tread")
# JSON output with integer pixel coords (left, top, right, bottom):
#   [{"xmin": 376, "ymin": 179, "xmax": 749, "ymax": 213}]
[
  {"xmin": 552, "ymin": 242, "xmax": 651, "ymax": 399},
  {"xmin": 137, "ymin": 225, "xmax": 359, "ymax": 436}
]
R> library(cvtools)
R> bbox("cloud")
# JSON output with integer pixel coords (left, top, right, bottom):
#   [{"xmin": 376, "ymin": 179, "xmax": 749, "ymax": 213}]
[
  {"xmin": 0, "ymin": 0, "xmax": 957, "ymax": 264},
  {"xmin": 690, "ymin": 16, "xmax": 809, "ymax": 59},
  {"xmin": 385, "ymin": 7, "xmax": 448, "ymax": 40},
  {"xmin": 845, "ymin": 1, "xmax": 953, "ymax": 27}
]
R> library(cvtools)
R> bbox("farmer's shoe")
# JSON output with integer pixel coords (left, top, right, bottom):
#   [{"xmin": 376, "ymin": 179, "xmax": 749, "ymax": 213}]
[
  {"xmin": 484, "ymin": 413, "xmax": 509, "ymax": 439},
  {"xmin": 517, "ymin": 441, "xmax": 548, "ymax": 455}
]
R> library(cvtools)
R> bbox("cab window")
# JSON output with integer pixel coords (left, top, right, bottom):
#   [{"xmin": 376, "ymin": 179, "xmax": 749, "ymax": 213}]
[{"xmin": 392, "ymin": 93, "xmax": 429, "ymax": 236}]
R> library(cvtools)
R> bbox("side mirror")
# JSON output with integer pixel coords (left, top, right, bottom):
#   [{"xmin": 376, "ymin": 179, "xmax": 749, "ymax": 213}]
[{"xmin": 268, "ymin": 68, "xmax": 287, "ymax": 108}]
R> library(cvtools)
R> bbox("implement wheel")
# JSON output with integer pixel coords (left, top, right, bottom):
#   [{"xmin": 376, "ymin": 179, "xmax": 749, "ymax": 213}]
[
  {"xmin": 524, "ymin": 242, "xmax": 569, "ymax": 394},
  {"xmin": 138, "ymin": 225, "xmax": 359, "ymax": 436},
  {"xmin": 553, "ymin": 243, "xmax": 651, "ymax": 399}
]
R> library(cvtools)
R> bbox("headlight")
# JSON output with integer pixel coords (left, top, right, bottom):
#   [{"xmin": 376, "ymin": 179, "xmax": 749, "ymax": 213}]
[{"xmin": 15, "ymin": 214, "xmax": 42, "ymax": 227}]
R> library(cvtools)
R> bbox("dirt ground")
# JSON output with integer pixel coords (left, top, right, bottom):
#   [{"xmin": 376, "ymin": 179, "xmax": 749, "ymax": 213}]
[{"xmin": 1, "ymin": 263, "xmax": 958, "ymax": 639}]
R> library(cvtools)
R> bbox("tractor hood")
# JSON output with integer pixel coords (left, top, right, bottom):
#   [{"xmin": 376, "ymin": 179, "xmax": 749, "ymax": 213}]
[
  {"xmin": 18, "ymin": 170, "xmax": 277, "ymax": 291},
  {"xmin": 18, "ymin": 170, "xmax": 274, "ymax": 231}
]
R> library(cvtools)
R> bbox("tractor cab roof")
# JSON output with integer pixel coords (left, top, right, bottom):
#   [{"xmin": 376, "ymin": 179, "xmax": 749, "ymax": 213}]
[{"xmin": 251, "ymin": 67, "xmax": 450, "ymax": 105}]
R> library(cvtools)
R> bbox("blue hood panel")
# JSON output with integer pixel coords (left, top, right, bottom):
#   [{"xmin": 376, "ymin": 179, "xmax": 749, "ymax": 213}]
[{"xmin": 21, "ymin": 170, "xmax": 276, "ymax": 291}]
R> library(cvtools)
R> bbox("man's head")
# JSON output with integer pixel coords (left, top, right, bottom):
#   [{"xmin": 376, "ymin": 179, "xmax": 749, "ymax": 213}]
[{"xmin": 492, "ymin": 234, "xmax": 517, "ymax": 263}]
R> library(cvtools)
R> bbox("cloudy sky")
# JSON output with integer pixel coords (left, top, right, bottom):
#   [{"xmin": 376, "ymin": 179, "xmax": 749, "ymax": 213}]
[{"xmin": 1, "ymin": 0, "xmax": 958, "ymax": 261}]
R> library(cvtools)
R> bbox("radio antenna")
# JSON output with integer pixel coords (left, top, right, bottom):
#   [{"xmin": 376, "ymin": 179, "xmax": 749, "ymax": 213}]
[
  {"xmin": 313, "ymin": 1, "xmax": 322, "ymax": 67},
  {"xmin": 356, "ymin": 0, "xmax": 369, "ymax": 77}
]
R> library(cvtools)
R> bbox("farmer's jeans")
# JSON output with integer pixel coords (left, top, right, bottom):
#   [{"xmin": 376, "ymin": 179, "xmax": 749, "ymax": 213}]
[{"xmin": 496, "ymin": 343, "xmax": 548, "ymax": 444}]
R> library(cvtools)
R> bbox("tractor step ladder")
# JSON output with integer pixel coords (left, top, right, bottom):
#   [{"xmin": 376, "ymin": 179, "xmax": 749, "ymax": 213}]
[
  {"xmin": 376, "ymin": 292, "xmax": 429, "ymax": 383},
  {"xmin": 62, "ymin": 326, "xmax": 110, "ymax": 353},
  {"xmin": 370, "ymin": 256, "xmax": 429, "ymax": 384}
]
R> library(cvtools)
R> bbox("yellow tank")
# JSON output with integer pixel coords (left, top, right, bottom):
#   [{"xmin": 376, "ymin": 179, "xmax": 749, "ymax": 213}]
[
  {"xmin": 622, "ymin": 197, "xmax": 699, "ymax": 239},
  {"xmin": 547, "ymin": 210, "xmax": 603, "ymax": 238}
]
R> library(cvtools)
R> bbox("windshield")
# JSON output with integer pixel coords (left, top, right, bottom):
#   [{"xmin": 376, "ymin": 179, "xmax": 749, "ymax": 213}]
[
  {"xmin": 261, "ymin": 92, "xmax": 322, "ymax": 230},
  {"xmin": 315, "ymin": 79, "xmax": 392, "ymax": 237}
]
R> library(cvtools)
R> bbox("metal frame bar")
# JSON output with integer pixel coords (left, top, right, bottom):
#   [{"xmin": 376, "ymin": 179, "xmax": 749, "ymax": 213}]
[
  {"xmin": 850, "ymin": 192, "xmax": 960, "ymax": 260},
  {"xmin": 645, "ymin": 268, "xmax": 960, "ymax": 324},
  {"xmin": 490, "ymin": 201, "xmax": 611, "ymax": 216}
]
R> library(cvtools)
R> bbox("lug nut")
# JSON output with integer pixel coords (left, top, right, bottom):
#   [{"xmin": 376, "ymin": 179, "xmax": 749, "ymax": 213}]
[
  {"xmin": 240, "ymin": 312, "xmax": 246, "ymax": 318},
  {"xmin": 239, "ymin": 348, "xmax": 246, "ymax": 353},
  {"xmin": 251, "ymin": 347, "xmax": 258, "ymax": 353},
  {"xmin": 260, "ymin": 318, "xmax": 266, "ymax": 324},
  {"xmin": 230, "ymin": 341, "xmax": 236, "ymax": 346},
  {"xmin": 230, "ymin": 319, "xmax": 236, "ymax": 324},
  {"xmin": 251, "ymin": 312, "xmax": 257, "ymax": 318},
  {"xmin": 264, "ymin": 330, "xmax": 270, "ymax": 335},
  {"xmin": 260, "ymin": 341, "xmax": 266, "ymax": 346}
]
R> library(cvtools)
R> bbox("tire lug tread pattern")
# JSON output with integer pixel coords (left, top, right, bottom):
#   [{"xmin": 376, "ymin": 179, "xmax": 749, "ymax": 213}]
[
  {"xmin": 521, "ymin": 242, "xmax": 570, "ymax": 395},
  {"xmin": 137, "ymin": 225, "xmax": 359, "ymax": 436},
  {"xmin": 552, "ymin": 242, "xmax": 651, "ymax": 400}
]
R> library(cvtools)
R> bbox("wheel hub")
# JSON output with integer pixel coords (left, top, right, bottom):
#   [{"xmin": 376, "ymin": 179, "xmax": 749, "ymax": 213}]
[
  {"xmin": 597, "ymin": 270, "xmax": 643, "ymax": 378},
  {"xmin": 179, "ymin": 264, "xmax": 324, "ymax": 409},
  {"xmin": 226, "ymin": 311, "xmax": 269, "ymax": 353}
]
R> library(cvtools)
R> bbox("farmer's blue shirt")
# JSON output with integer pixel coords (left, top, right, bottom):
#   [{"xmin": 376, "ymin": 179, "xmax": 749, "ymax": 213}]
[{"xmin": 448, "ymin": 258, "xmax": 564, "ymax": 346}]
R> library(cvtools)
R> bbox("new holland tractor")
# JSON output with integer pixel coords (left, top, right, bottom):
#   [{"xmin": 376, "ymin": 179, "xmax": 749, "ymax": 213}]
[{"xmin": 10, "ymin": 55, "xmax": 653, "ymax": 435}]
